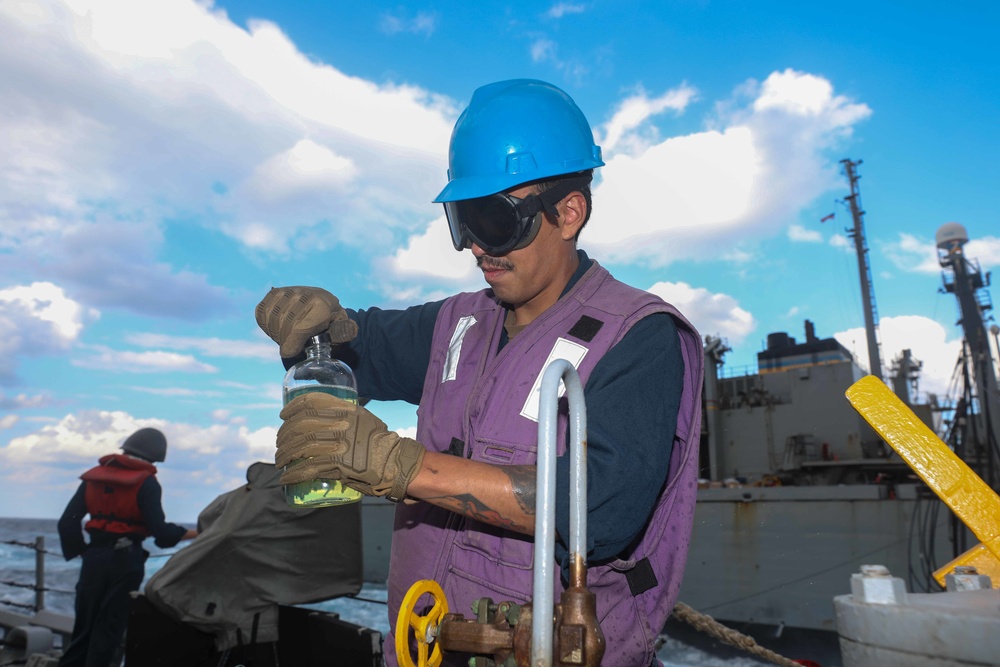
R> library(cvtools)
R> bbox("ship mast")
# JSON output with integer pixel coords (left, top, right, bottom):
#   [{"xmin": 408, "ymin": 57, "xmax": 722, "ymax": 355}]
[
  {"xmin": 841, "ymin": 158, "xmax": 884, "ymax": 380},
  {"xmin": 937, "ymin": 222, "xmax": 1000, "ymax": 489}
]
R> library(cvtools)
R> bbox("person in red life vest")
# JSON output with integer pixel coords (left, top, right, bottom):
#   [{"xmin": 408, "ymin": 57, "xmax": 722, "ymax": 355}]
[{"xmin": 57, "ymin": 427, "xmax": 198, "ymax": 667}]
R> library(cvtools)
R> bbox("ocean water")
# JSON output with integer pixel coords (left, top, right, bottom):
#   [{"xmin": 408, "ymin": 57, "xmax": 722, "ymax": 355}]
[{"xmin": 0, "ymin": 517, "xmax": 769, "ymax": 666}]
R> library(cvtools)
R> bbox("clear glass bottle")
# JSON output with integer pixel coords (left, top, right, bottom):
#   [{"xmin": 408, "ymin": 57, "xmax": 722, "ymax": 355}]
[{"xmin": 281, "ymin": 332, "xmax": 362, "ymax": 507}]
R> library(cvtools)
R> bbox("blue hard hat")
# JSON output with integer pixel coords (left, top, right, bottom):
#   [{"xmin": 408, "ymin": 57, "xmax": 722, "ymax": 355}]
[{"xmin": 434, "ymin": 79, "xmax": 604, "ymax": 203}]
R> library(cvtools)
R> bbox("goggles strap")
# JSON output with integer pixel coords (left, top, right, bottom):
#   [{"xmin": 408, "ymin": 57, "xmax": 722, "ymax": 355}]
[{"xmin": 519, "ymin": 174, "xmax": 593, "ymax": 220}]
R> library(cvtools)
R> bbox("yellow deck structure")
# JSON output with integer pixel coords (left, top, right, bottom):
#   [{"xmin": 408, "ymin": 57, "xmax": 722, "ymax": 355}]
[{"xmin": 845, "ymin": 374, "xmax": 1000, "ymax": 586}]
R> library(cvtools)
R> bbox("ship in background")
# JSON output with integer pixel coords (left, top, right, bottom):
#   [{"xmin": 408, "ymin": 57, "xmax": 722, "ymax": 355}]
[{"xmin": 668, "ymin": 159, "xmax": 1000, "ymax": 661}]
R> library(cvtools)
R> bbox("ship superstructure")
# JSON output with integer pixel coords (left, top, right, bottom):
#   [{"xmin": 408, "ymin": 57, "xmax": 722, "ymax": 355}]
[{"xmin": 675, "ymin": 163, "xmax": 997, "ymax": 658}]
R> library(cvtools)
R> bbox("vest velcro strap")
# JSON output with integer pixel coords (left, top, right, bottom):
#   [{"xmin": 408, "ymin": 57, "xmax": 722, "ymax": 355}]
[
  {"xmin": 625, "ymin": 557, "xmax": 657, "ymax": 597},
  {"xmin": 446, "ymin": 437, "xmax": 465, "ymax": 457},
  {"xmin": 567, "ymin": 315, "xmax": 604, "ymax": 342}
]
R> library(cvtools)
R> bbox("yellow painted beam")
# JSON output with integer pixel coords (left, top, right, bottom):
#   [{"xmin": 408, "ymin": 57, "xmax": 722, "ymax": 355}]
[
  {"xmin": 933, "ymin": 543, "xmax": 1000, "ymax": 587},
  {"xmin": 846, "ymin": 375, "xmax": 1000, "ymax": 573}
]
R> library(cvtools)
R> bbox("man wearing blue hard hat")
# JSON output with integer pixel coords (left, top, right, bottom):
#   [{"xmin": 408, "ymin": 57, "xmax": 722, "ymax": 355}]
[{"xmin": 257, "ymin": 79, "xmax": 704, "ymax": 666}]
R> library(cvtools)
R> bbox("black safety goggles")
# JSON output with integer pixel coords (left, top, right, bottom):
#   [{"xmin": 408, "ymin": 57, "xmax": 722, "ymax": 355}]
[{"xmin": 443, "ymin": 175, "xmax": 591, "ymax": 255}]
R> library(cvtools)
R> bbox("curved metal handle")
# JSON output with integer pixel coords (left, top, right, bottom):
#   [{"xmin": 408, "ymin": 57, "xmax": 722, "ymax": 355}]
[{"xmin": 533, "ymin": 358, "xmax": 588, "ymax": 667}]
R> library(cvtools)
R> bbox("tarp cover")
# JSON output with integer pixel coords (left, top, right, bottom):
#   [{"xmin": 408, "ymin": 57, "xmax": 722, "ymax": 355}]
[{"xmin": 144, "ymin": 461, "xmax": 363, "ymax": 650}]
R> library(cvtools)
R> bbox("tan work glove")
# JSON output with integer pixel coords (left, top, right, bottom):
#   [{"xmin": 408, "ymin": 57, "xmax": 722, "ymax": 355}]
[
  {"xmin": 275, "ymin": 392, "xmax": 425, "ymax": 503},
  {"xmin": 255, "ymin": 286, "xmax": 359, "ymax": 358}
]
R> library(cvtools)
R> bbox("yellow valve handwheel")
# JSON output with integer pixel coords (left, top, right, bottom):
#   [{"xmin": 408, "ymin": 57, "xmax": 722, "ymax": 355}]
[{"xmin": 396, "ymin": 579, "xmax": 449, "ymax": 667}]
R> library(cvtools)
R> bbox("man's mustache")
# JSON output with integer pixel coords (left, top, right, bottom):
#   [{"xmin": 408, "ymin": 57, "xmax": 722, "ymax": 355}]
[{"xmin": 477, "ymin": 256, "xmax": 514, "ymax": 271}]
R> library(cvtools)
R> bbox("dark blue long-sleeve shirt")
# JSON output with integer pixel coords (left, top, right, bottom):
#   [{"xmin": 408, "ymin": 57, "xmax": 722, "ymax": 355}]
[
  {"xmin": 58, "ymin": 475, "xmax": 189, "ymax": 560},
  {"xmin": 333, "ymin": 252, "xmax": 685, "ymax": 567}
]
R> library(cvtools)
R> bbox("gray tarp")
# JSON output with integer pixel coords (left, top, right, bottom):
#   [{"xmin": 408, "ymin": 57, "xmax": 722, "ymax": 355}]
[{"xmin": 144, "ymin": 461, "xmax": 363, "ymax": 651}]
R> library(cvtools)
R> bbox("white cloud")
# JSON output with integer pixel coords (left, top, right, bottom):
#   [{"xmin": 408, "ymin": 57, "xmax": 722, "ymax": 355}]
[
  {"xmin": 125, "ymin": 333, "xmax": 276, "ymax": 361},
  {"xmin": 531, "ymin": 37, "xmax": 558, "ymax": 63},
  {"xmin": 0, "ymin": 408, "xmax": 278, "ymax": 519},
  {"xmin": 0, "ymin": 0, "xmax": 456, "ymax": 268},
  {"xmin": 547, "ymin": 3, "xmax": 587, "ymax": 19},
  {"xmin": 3, "ymin": 410, "xmax": 163, "ymax": 463},
  {"xmin": 835, "ymin": 315, "xmax": 963, "ymax": 398},
  {"xmin": 788, "ymin": 224, "xmax": 823, "ymax": 243},
  {"xmin": 647, "ymin": 281, "xmax": 755, "ymax": 344},
  {"xmin": 829, "ymin": 234, "xmax": 851, "ymax": 251},
  {"xmin": 73, "ymin": 346, "xmax": 218, "ymax": 373},
  {"xmin": 374, "ymin": 216, "xmax": 483, "ymax": 302},
  {"xmin": 5, "ymin": 7, "xmax": 877, "ymax": 310},
  {"xmin": 246, "ymin": 139, "xmax": 356, "ymax": 199},
  {"xmin": 754, "ymin": 70, "xmax": 841, "ymax": 115},
  {"xmin": 966, "ymin": 235, "xmax": 1000, "ymax": 268},
  {"xmin": 526, "ymin": 35, "xmax": 590, "ymax": 83},
  {"xmin": 129, "ymin": 386, "xmax": 226, "ymax": 398},
  {"xmin": 0, "ymin": 391, "xmax": 51, "ymax": 411},
  {"xmin": 885, "ymin": 230, "xmax": 1000, "ymax": 275},
  {"xmin": 584, "ymin": 69, "xmax": 871, "ymax": 267},
  {"xmin": 379, "ymin": 10, "xmax": 437, "ymax": 36},
  {"xmin": 598, "ymin": 84, "xmax": 698, "ymax": 153},
  {"xmin": 586, "ymin": 126, "xmax": 759, "ymax": 263},
  {"xmin": 0, "ymin": 282, "xmax": 93, "ymax": 342},
  {"xmin": 884, "ymin": 233, "xmax": 941, "ymax": 274},
  {"xmin": 0, "ymin": 282, "xmax": 98, "ymax": 384},
  {"xmin": 3, "ymin": 215, "xmax": 234, "ymax": 321}
]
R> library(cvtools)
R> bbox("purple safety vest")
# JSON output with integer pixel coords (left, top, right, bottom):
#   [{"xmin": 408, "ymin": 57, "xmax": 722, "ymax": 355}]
[{"xmin": 385, "ymin": 261, "xmax": 703, "ymax": 667}]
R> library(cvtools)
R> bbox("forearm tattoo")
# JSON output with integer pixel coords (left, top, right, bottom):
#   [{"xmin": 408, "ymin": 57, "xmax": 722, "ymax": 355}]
[
  {"xmin": 420, "ymin": 464, "xmax": 538, "ymax": 534},
  {"xmin": 504, "ymin": 465, "xmax": 537, "ymax": 516},
  {"xmin": 442, "ymin": 494, "xmax": 530, "ymax": 532}
]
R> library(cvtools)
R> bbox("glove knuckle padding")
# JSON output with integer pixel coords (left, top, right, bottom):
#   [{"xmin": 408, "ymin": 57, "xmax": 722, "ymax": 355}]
[
  {"xmin": 276, "ymin": 421, "xmax": 349, "ymax": 466},
  {"xmin": 329, "ymin": 319, "xmax": 358, "ymax": 343},
  {"xmin": 274, "ymin": 395, "xmax": 426, "ymax": 502},
  {"xmin": 256, "ymin": 286, "xmax": 355, "ymax": 356},
  {"xmin": 280, "ymin": 454, "xmax": 343, "ymax": 484}
]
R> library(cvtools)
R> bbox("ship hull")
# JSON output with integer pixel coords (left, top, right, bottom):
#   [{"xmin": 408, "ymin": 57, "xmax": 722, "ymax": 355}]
[{"xmin": 679, "ymin": 483, "xmax": 955, "ymax": 633}]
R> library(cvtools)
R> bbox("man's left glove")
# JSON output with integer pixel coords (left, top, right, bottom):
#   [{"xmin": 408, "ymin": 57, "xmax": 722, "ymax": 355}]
[
  {"xmin": 255, "ymin": 286, "xmax": 358, "ymax": 358},
  {"xmin": 275, "ymin": 392, "xmax": 425, "ymax": 503}
]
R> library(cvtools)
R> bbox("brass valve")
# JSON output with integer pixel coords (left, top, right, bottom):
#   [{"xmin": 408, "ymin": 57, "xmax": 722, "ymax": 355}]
[{"xmin": 397, "ymin": 572, "xmax": 605, "ymax": 667}]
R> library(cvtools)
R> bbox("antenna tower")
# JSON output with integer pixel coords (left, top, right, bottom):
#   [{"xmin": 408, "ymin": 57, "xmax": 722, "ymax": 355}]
[
  {"xmin": 937, "ymin": 222, "xmax": 1000, "ymax": 489},
  {"xmin": 842, "ymin": 158, "xmax": 884, "ymax": 380}
]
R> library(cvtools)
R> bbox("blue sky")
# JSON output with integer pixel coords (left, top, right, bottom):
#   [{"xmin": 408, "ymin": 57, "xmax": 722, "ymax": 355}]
[{"xmin": 1, "ymin": 0, "xmax": 998, "ymax": 522}]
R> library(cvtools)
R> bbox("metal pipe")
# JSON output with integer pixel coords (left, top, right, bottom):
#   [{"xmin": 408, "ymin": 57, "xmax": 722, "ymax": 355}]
[
  {"xmin": 533, "ymin": 359, "xmax": 588, "ymax": 667},
  {"xmin": 35, "ymin": 536, "xmax": 45, "ymax": 611}
]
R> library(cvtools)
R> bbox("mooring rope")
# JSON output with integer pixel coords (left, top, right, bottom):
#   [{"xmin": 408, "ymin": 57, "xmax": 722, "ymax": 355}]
[{"xmin": 671, "ymin": 602, "xmax": 806, "ymax": 667}]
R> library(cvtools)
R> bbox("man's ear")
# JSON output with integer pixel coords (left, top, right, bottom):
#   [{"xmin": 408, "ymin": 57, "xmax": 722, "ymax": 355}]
[{"xmin": 557, "ymin": 191, "xmax": 587, "ymax": 240}]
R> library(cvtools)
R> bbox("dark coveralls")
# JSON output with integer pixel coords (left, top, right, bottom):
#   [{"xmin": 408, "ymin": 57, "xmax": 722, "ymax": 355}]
[{"xmin": 57, "ymin": 454, "xmax": 188, "ymax": 667}]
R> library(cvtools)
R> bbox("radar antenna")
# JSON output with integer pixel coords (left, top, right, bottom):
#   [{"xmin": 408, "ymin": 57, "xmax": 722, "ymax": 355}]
[{"xmin": 936, "ymin": 222, "xmax": 1000, "ymax": 490}]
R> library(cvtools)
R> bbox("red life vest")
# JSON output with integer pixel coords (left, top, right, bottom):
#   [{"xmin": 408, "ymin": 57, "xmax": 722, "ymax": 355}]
[{"xmin": 81, "ymin": 453, "xmax": 156, "ymax": 536}]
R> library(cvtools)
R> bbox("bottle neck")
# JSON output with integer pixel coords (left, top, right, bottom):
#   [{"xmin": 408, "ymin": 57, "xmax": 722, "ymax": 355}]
[{"xmin": 305, "ymin": 342, "xmax": 333, "ymax": 359}]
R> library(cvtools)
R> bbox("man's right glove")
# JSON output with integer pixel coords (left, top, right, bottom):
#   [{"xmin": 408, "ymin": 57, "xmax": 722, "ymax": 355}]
[
  {"xmin": 275, "ymin": 392, "xmax": 425, "ymax": 503},
  {"xmin": 255, "ymin": 286, "xmax": 359, "ymax": 358}
]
